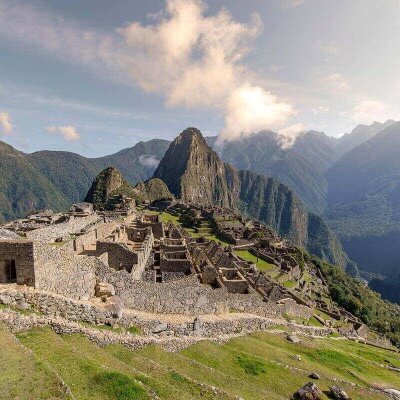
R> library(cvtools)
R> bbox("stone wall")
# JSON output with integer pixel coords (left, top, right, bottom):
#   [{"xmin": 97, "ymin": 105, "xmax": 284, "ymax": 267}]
[
  {"xmin": 96, "ymin": 266, "xmax": 229, "ymax": 314},
  {"xmin": 96, "ymin": 241, "xmax": 139, "ymax": 272},
  {"xmin": 33, "ymin": 243, "xmax": 99, "ymax": 300},
  {"xmin": 73, "ymin": 220, "xmax": 120, "ymax": 252},
  {"xmin": 27, "ymin": 214, "xmax": 101, "ymax": 243},
  {"xmin": 160, "ymin": 258, "xmax": 193, "ymax": 273},
  {"xmin": 0, "ymin": 241, "xmax": 35, "ymax": 286}
]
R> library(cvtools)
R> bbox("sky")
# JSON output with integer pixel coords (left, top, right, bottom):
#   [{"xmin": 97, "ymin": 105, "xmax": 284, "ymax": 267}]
[{"xmin": 0, "ymin": 0, "xmax": 399, "ymax": 156}]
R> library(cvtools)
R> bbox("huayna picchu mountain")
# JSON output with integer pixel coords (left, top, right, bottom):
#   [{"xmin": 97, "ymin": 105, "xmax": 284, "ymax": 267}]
[{"xmin": 154, "ymin": 128, "xmax": 348, "ymax": 267}]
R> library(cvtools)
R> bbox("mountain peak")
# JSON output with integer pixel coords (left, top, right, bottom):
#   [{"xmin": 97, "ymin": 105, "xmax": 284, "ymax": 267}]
[
  {"xmin": 85, "ymin": 166, "xmax": 133, "ymax": 210},
  {"xmin": 153, "ymin": 127, "xmax": 235, "ymax": 206},
  {"xmin": 179, "ymin": 127, "xmax": 204, "ymax": 140}
]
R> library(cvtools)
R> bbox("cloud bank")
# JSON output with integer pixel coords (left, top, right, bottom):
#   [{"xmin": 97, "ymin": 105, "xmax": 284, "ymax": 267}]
[
  {"xmin": 46, "ymin": 125, "xmax": 81, "ymax": 141},
  {"xmin": 138, "ymin": 155, "xmax": 160, "ymax": 168},
  {"xmin": 0, "ymin": 112, "xmax": 12, "ymax": 135},
  {"xmin": 0, "ymin": 0, "xmax": 298, "ymax": 144}
]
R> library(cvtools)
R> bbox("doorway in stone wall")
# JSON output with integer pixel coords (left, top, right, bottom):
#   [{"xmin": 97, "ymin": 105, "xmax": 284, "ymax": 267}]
[{"xmin": 5, "ymin": 260, "xmax": 16, "ymax": 283}]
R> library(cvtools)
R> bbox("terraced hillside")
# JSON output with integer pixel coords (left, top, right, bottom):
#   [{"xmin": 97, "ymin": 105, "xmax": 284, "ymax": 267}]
[{"xmin": 1, "ymin": 324, "xmax": 398, "ymax": 400}]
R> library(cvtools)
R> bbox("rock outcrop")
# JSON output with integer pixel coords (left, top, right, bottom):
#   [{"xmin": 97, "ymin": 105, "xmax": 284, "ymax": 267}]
[
  {"xmin": 132, "ymin": 178, "xmax": 174, "ymax": 203},
  {"xmin": 85, "ymin": 166, "xmax": 135, "ymax": 210}
]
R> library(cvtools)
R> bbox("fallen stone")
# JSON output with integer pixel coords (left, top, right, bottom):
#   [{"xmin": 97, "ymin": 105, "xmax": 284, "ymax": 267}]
[
  {"xmin": 330, "ymin": 386, "xmax": 350, "ymax": 400},
  {"xmin": 95, "ymin": 282, "xmax": 115, "ymax": 298},
  {"xmin": 293, "ymin": 382, "xmax": 322, "ymax": 400},
  {"xmin": 16, "ymin": 300, "xmax": 30, "ymax": 310},
  {"xmin": 309, "ymin": 372, "xmax": 320, "ymax": 380},
  {"xmin": 152, "ymin": 323, "xmax": 168, "ymax": 334},
  {"xmin": 383, "ymin": 389, "xmax": 400, "ymax": 400},
  {"xmin": 287, "ymin": 334, "xmax": 301, "ymax": 343},
  {"xmin": 295, "ymin": 355, "xmax": 302, "ymax": 361}
]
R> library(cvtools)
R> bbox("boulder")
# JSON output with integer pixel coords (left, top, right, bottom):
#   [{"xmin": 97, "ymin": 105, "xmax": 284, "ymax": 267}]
[
  {"xmin": 287, "ymin": 334, "xmax": 301, "ymax": 343},
  {"xmin": 383, "ymin": 389, "xmax": 400, "ymax": 400},
  {"xmin": 309, "ymin": 373, "xmax": 320, "ymax": 380},
  {"xmin": 95, "ymin": 282, "xmax": 115, "ymax": 298},
  {"xmin": 330, "ymin": 386, "xmax": 350, "ymax": 400},
  {"xmin": 293, "ymin": 382, "xmax": 322, "ymax": 400},
  {"xmin": 152, "ymin": 323, "xmax": 168, "ymax": 334}
]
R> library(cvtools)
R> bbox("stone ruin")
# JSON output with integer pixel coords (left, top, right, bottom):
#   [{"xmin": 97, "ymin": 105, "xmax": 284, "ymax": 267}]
[{"xmin": 0, "ymin": 200, "xmax": 370, "ymax": 343}]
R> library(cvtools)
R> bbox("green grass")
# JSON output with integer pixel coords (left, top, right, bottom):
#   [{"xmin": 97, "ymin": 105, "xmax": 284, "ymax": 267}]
[
  {"xmin": 3, "ymin": 325, "xmax": 397, "ymax": 400},
  {"xmin": 91, "ymin": 372, "xmax": 148, "ymax": 400},
  {"xmin": 282, "ymin": 280, "xmax": 296, "ymax": 288},
  {"xmin": 127, "ymin": 325, "xmax": 142, "ymax": 335},
  {"xmin": 234, "ymin": 250, "xmax": 276, "ymax": 271},
  {"xmin": 236, "ymin": 355, "xmax": 267, "ymax": 376},
  {"xmin": 0, "ymin": 325, "xmax": 69, "ymax": 399}
]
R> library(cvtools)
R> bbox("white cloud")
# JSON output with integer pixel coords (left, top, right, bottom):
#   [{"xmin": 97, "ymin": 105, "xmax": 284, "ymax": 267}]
[
  {"xmin": 270, "ymin": 65, "xmax": 286, "ymax": 73},
  {"xmin": 0, "ymin": 0, "xmax": 295, "ymax": 143},
  {"xmin": 321, "ymin": 73, "xmax": 351, "ymax": 93},
  {"xmin": 116, "ymin": 0, "xmax": 296, "ymax": 141},
  {"xmin": 138, "ymin": 155, "xmax": 160, "ymax": 168},
  {"xmin": 314, "ymin": 40, "xmax": 340, "ymax": 55},
  {"xmin": 348, "ymin": 99, "xmax": 394, "ymax": 124},
  {"xmin": 0, "ymin": 112, "xmax": 12, "ymax": 135},
  {"xmin": 46, "ymin": 125, "xmax": 81, "ymax": 141},
  {"xmin": 278, "ymin": 123, "xmax": 306, "ymax": 148},
  {"xmin": 219, "ymin": 86, "xmax": 296, "ymax": 142},
  {"xmin": 312, "ymin": 105, "xmax": 330, "ymax": 115},
  {"xmin": 118, "ymin": 0, "xmax": 263, "ymax": 108},
  {"xmin": 283, "ymin": 0, "xmax": 307, "ymax": 8}
]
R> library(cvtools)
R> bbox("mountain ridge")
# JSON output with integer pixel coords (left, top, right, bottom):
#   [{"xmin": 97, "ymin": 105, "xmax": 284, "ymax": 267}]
[{"xmin": 154, "ymin": 127, "xmax": 348, "ymax": 267}]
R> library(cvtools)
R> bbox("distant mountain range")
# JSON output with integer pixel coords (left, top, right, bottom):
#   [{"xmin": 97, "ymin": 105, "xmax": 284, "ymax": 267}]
[
  {"xmin": 1, "ymin": 120, "xmax": 399, "ymax": 301},
  {"xmin": 325, "ymin": 122, "xmax": 400, "ymax": 280},
  {"xmin": 0, "ymin": 139, "xmax": 169, "ymax": 222}
]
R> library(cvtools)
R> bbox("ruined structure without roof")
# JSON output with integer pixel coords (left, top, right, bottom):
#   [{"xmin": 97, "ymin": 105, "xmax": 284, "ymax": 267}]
[{"xmin": 0, "ymin": 200, "xmax": 382, "ymax": 350}]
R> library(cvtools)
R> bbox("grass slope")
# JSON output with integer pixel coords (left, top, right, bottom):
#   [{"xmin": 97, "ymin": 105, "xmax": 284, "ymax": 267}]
[{"xmin": 1, "ymin": 324, "xmax": 397, "ymax": 400}]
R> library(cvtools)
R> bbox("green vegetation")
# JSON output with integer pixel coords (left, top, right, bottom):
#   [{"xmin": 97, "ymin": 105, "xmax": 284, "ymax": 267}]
[
  {"xmin": 0, "ymin": 325, "xmax": 69, "ymax": 399},
  {"xmin": 234, "ymin": 250, "xmax": 276, "ymax": 271},
  {"xmin": 283, "ymin": 313, "xmax": 323, "ymax": 327},
  {"xmin": 2, "ymin": 325, "xmax": 395, "ymax": 400},
  {"xmin": 315, "ymin": 258, "xmax": 400, "ymax": 347},
  {"xmin": 133, "ymin": 178, "xmax": 173, "ymax": 203},
  {"xmin": 236, "ymin": 355, "xmax": 267, "ymax": 376},
  {"xmin": 85, "ymin": 166, "xmax": 136, "ymax": 210},
  {"xmin": 91, "ymin": 372, "xmax": 148, "ymax": 400},
  {"xmin": 127, "ymin": 325, "xmax": 141, "ymax": 335}
]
